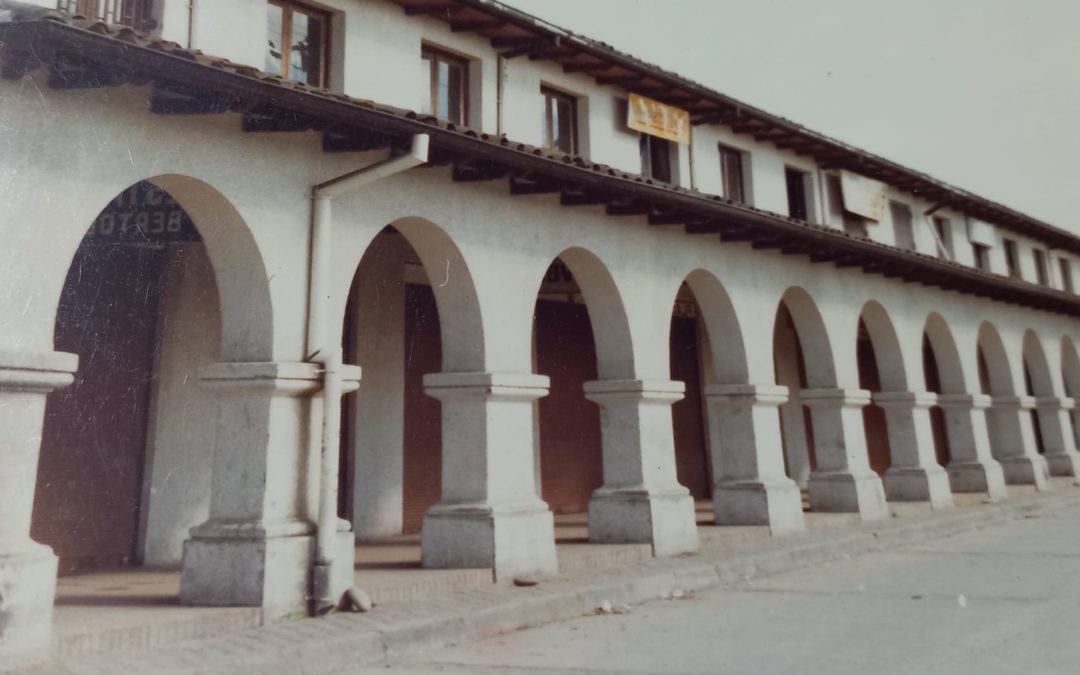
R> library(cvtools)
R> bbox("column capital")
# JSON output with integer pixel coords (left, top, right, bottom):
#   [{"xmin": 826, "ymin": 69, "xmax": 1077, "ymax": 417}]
[
  {"xmin": 199, "ymin": 361, "xmax": 361, "ymax": 396},
  {"xmin": 704, "ymin": 383, "xmax": 788, "ymax": 406},
  {"xmin": 423, "ymin": 371, "xmax": 549, "ymax": 402},
  {"xmin": 800, "ymin": 388, "xmax": 871, "ymax": 409},
  {"xmin": 1035, "ymin": 396, "xmax": 1075, "ymax": 411},
  {"xmin": 0, "ymin": 349, "xmax": 78, "ymax": 393},
  {"xmin": 936, "ymin": 393, "xmax": 992, "ymax": 410},
  {"xmin": 873, "ymin": 390, "xmax": 937, "ymax": 410},
  {"xmin": 992, "ymin": 395, "xmax": 1037, "ymax": 411},
  {"xmin": 583, "ymin": 379, "xmax": 685, "ymax": 404}
]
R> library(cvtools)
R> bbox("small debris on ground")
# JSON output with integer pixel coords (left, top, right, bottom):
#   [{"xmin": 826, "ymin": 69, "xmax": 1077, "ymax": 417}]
[
  {"xmin": 957, "ymin": 594, "xmax": 968, "ymax": 608},
  {"xmin": 513, "ymin": 577, "xmax": 539, "ymax": 587},
  {"xmin": 596, "ymin": 600, "xmax": 613, "ymax": 615},
  {"xmin": 343, "ymin": 587, "xmax": 373, "ymax": 613}
]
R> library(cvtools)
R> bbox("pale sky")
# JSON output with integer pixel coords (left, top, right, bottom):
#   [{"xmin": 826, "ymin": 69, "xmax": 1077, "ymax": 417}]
[{"xmin": 509, "ymin": 0, "xmax": 1080, "ymax": 233}]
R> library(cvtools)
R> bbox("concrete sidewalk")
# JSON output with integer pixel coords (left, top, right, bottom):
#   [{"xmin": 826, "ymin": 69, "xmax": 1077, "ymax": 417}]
[{"xmin": 18, "ymin": 480, "xmax": 1080, "ymax": 675}]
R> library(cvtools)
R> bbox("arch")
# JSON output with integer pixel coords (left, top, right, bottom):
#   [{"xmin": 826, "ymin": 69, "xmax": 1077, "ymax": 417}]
[
  {"xmin": 776, "ymin": 286, "xmax": 836, "ymax": 388},
  {"xmin": 1062, "ymin": 337, "xmax": 1080, "ymax": 400},
  {"xmin": 858, "ymin": 301, "xmax": 907, "ymax": 391},
  {"xmin": 387, "ymin": 217, "xmax": 485, "ymax": 373},
  {"xmin": 1022, "ymin": 330, "xmax": 1054, "ymax": 397},
  {"xmin": 146, "ymin": 175, "xmax": 273, "ymax": 361},
  {"xmin": 922, "ymin": 313, "xmax": 966, "ymax": 394},
  {"xmin": 680, "ymin": 269, "xmax": 748, "ymax": 384},
  {"xmin": 536, "ymin": 247, "xmax": 635, "ymax": 380},
  {"xmin": 976, "ymin": 322, "xmax": 1015, "ymax": 395}
]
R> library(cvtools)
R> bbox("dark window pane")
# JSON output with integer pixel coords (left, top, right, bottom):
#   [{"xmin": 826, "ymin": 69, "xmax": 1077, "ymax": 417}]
[
  {"xmin": 554, "ymin": 96, "xmax": 574, "ymax": 153},
  {"xmin": 290, "ymin": 10, "xmax": 324, "ymax": 86},
  {"xmin": 420, "ymin": 53, "xmax": 434, "ymax": 115},
  {"xmin": 720, "ymin": 147, "xmax": 744, "ymax": 203},
  {"xmin": 785, "ymin": 168, "xmax": 807, "ymax": 220}
]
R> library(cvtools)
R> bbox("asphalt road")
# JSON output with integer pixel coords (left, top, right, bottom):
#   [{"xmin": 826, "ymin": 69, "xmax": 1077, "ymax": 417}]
[{"xmin": 355, "ymin": 503, "xmax": 1080, "ymax": 675}]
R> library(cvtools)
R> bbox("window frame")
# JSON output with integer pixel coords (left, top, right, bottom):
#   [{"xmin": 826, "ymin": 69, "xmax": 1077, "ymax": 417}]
[
  {"xmin": 889, "ymin": 200, "xmax": 916, "ymax": 252},
  {"xmin": 1060, "ymin": 257, "xmax": 1074, "ymax": 293},
  {"xmin": 1033, "ymin": 248, "xmax": 1049, "ymax": 286},
  {"xmin": 267, "ymin": 0, "xmax": 330, "ymax": 88},
  {"xmin": 541, "ymin": 86, "xmax": 579, "ymax": 155},
  {"xmin": 1003, "ymin": 238, "xmax": 1021, "ymax": 279},
  {"xmin": 932, "ymin": 215, "xmax": 954, "ymax": 260},
  {"xmin": 421, "ymin": 44, "xmax": 470, "ymax": 126},
  {"xmin": 718, "ymin": 144, "xmax": 746, "ymax": 204},
  {"xmin": 640, "ymin": 134, "xmax": 673, "ymax": 183},
  {"xmin": 784, "ymin": 166, "xmax": 810, "ymax": 221},
  {"xmin": 972, "ymin": 242, "xmax": 991, "ymax": 272}
]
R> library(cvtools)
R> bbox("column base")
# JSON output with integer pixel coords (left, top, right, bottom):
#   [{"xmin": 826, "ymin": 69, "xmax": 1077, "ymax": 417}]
[
  {"xmin": 0, "ymin": 542, "xmax": 57, "ymax": 666},
  {"xmin": 808, "ymin": 471, "xmax": 888, "ymax": 521},
  {"xmin": 588, "ymin": 487, "xmax": 698, "ymax": 556},
  {"xmin": 947, "ymin": 460, "xmax": 1009, "ymax": 501},
  {"xmin": 999, "ymin": 454, "xmax": 1051, "ymax": 490},
  {"xmin": 421, "ymin": 501, "xmax": 557, "ymax": 581},
  {"xmin": 179, "ymin": 520, "xmax": 332, "ymax": 620},
  {"xmin": 883, "ymin": 466, "xmax": 954, "ymax": 509},
  {"xmin": 1044, "ymin": 450, "xmax": 1080, "ymax": 477},
  {"xmin": 712, "ymin": 478, "xmax": 805, "ymax": 535}
]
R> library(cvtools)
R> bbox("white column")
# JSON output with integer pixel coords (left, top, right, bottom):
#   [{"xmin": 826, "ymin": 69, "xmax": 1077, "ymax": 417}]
[
  {"xmin": 1036, "ymin": 396, "xmax": 1080, "ymax": 477},
  {"xmin": 584, "ymin": 379, "xmax": 699, "ymax": 557},
  {"xmin": 351, "ymin": 256, "xmax": 406, "ymax": 539},
  {"xmin": 180, "ymin": 361, "xmax": 360, "ymax": 618},
  {"xmin": 937, "ymin": 394, "xmax": 1008, "ymax": 500},
  {"xmin": 0, "ymin": 350, "xmax": 77, "ymax": 663},
  {"xmin": 988, "ymin": 395, "xmax": 1050, "ymax": 489},
  {"xmin": 421, "ymin": 372, "xmax": 557, "ymax": 581},
  {"xmin": 802, "ymin": 388, "xmax": 888, "ymax": 521},
  {"xmin": 876, "ymin": 391, "xmax": 954, "ymax": 509},
  {"xmin": 705, "ymin": 384, "xmax": 805, "ymax": 534}
]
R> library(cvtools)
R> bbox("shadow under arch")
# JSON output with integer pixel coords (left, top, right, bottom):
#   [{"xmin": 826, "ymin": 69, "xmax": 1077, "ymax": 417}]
[
  {"xmin": 776, "ymin": 286, "xmax": 837, "ymax": 388},
  {"xmin": 976, "ymin": 321, "xmax": 1015, "ymax": 396},
  {"xmin": 923, "ymin": 312, "xmax": 967, "ymax": 395},
  {"xmin": 858, "ymin": 300, "xmax": 907, "ymax": 391},
  {"xmin": 388, "ymin": 216, "xmax": 485, "ymax": 373},
  {"xmin": 680, "ymin": 269, "xmax": 748, "ymax": 385},
  {"xmin": 1062, "ymin": 337, "xmax": 1080, "ymax": 447}
]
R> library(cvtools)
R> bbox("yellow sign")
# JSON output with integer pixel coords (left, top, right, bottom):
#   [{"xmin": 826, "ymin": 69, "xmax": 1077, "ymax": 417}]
[{"xmin": 627, "ymin": 93, "xmax": 690, "ymax": 145}]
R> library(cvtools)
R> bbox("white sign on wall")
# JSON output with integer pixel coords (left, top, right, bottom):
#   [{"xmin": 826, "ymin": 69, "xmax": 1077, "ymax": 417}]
[{"xmin": 839, "ymin": 170, "xmax": 888, "ymax": 222}]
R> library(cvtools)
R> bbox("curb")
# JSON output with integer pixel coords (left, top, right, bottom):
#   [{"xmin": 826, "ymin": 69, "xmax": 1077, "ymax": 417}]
[{"xmin": 25, "ymin": 486, "xmax": 1080, "ymax": 675}]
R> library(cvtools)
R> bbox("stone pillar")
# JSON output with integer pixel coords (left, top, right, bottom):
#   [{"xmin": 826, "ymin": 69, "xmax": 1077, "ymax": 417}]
[
  {"xmin": 584, "ymin": 379, "xmax": 699, "ymax": 557},
  {"xmin": 876, "ymin": 391, "xmax": 954, "ymax": 509},
  {"xmin": 705, "ymin": 384, "xmax": 805, "ymax": 534},
  {"xmin": 802, "ymin": 388, "xmax": 888, "ymax": 521},
  {"xmin": 180, "ymin": 361, "xmax": 360, "ymax": 619},
  {"xmin": 421, "ymin": 372, "xmax": 558, "ymax": 581},
  {"xmin": 988, "ymin": 395, "xmax": 1050, "ymax": 489},
  {"xmin": 936, "ymin": 394, "xmax": 1008, "ymax": 500},
  {"xmin": 0, "ymin": 350, "xmax": 77, "ymax": 663},
  {"xmin": 1035, "ymin": 396, "xmax": 1080, "ymax": 477}
]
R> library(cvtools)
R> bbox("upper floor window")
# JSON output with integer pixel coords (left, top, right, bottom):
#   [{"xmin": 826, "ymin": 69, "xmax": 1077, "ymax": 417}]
[
  {"xmin": 59, "ymin": 0, "xmax": 155, "ymax": 32},
  {"xmin": 890, "ymin": 200, "xmax": 915, "ymax": 251},
  {"xmin": 932, "ymin": 216, "xmax": 954, "ymax": 260},
  {"xmin": 1033, "ymin": 248, "xmax": 1049, "ymax": 286},
  {"xmin": 266, "ymin": 0, "xmax": 329, "ymax": 87},
  {"xmin": 1003, "ymin": 238, "xmax": 1021, "ymax": 278},
  {"xmin": 421, "ymin": 46, "xmax": 468, "ymax": 125},
  {"xmin": 541, "ymin": 87, "xmax": 578, "ymax": 155},
  {"xmin": 973, "ymin": 243, "xmax": 991, "ymax": 272},
  {"xmin": 719, "ymin": 145, "xmax": 746, "ymax": 204},
  {"xmin": 1060, "ymin": 258, "xmax": 1074, "ymax": 293},
  {"xmin": 784, "ymin": 167, "xmax": 810, "ymax": 221},
  {"xmin": 640, "ymin": 135, "xmax": 673, "ymax": 183}
]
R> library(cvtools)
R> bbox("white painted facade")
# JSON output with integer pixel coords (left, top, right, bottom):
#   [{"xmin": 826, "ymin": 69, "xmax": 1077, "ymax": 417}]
[{"xmin": 2, "ymin": 0, "xmax": 1080, "ymax": 665}]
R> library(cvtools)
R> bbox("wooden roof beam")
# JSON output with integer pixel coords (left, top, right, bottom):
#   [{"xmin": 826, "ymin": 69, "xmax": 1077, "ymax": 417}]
[
  {"xmin": 451, "ymin": 19, "xmax": 506, "ymax": 32},
  {"xmin": 403, "ymin": 3, "xmax": 465, "ymax": 18}
]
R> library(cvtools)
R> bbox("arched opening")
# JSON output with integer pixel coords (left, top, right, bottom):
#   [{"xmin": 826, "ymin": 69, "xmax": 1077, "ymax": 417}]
[
  {"xmin": 856, "ymin": 318, "xmax": 891, "ymax": 475},
  {"xmin": 34, "ymin": 177, "xmax": 269, "ymax": 610},
  {"xmin": 1022, "ymin": 330, "xmax": 1052, "ymax": 455},
  {"xmin": 1062, "ymin": 337, "xmax": 1080, "ymax": 447},
  {"xmin": 667, "ymin": 279, "xmax": 714, "ymax": 501},
  {"xmin": 531, "ymin": 248, "xmax": 635, "ymax": 539},
  {"xmin": 920, "ymin": 332, "xmax": 954, "ymax": 468},
  {"xmin": 343, "ymin": 219, "xmax": 485, "ymax": 544},
  {"xmin": 772, "ymin": 288, "xmax": 836, "ymax": 502}
]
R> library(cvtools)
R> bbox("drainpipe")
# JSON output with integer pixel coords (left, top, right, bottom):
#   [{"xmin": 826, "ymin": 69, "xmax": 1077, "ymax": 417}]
[
  {"xmin": 307, "ymin": 133, "xmax": 430, "ymax": 614},
  {"xmin": 187, "ymin": 0, "xmax": 199, "ymax": 50}
]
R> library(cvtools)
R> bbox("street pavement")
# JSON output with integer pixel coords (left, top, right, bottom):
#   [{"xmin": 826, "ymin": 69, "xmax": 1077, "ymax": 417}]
[{"xmin": 353, "ymin": 502, "xmax": 1080, "ymax": 675}]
